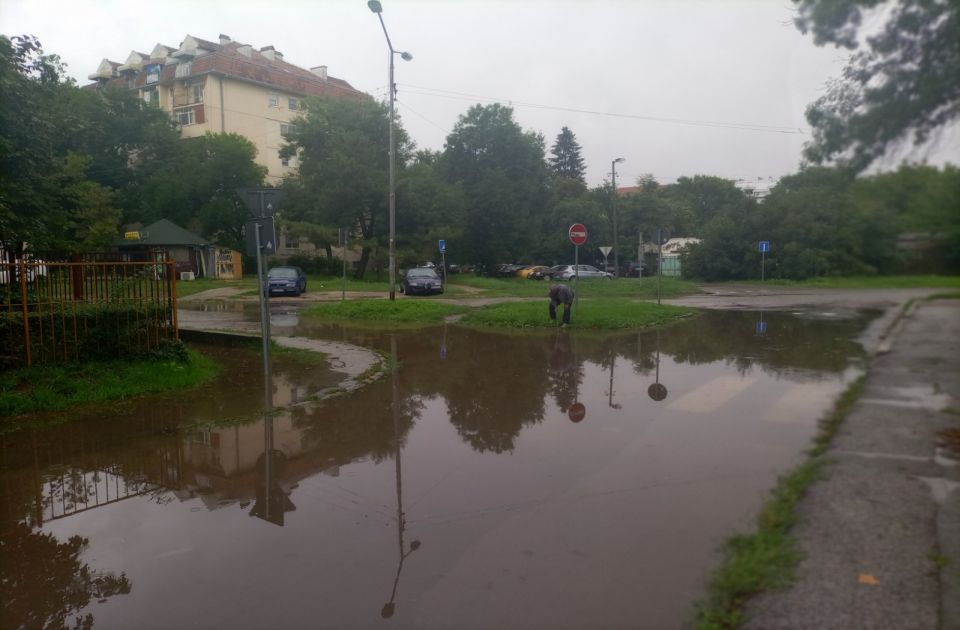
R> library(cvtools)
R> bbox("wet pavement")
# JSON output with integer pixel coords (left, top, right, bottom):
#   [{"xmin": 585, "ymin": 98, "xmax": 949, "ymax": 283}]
[{"xmin": 1, "ymin": 306, "xmax": 880, "ymax": 629}]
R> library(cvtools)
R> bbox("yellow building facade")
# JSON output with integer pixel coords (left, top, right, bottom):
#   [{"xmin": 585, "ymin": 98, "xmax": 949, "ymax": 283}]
[{"xmin": 88, "ymin": 34, "xmax": 366, "ymax": 185}]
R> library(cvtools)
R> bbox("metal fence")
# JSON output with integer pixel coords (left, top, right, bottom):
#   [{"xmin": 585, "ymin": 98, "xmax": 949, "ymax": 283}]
[{"xmin": 1, "ymin": 260, "xmax": 179, "ymax": 368}]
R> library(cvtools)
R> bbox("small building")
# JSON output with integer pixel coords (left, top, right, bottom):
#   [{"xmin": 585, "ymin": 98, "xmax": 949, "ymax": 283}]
[
  {"xmin": 114, "ymin": 219, "xmax": 242, "ymax": 279},
  {"xmin": 653, "ymin": 237, "xmax": 701, "ymax": 277}
]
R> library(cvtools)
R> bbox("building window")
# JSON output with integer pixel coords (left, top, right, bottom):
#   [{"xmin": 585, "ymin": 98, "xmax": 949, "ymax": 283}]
[
  {"xmin": 285, "ymin": 232, "xmax": 299, "ymax": 249},
  {"xmin": 142, "ymin": 87, "xmax": 158, "ymax": 106},
  {"xmin": 176, "ymin": 109, "xmax": 196, "ymax": 126},
  {"xmin": 288, "ymin": 97, "xmax": 298, "ymax": 110},
  {"xmin": 192, "ymin": 85, "xmax": 203, "ymax": 103},
  {"xmin": 280, "ymin": 123, "xmax": 296, "ymax": 138},
  {"xmin": 280, "ymin": 153, "xmax": 297, "ymax": 168},
  {"xmin": 268, "ymin": 93, "xmax": 279, "ymax": 108}
]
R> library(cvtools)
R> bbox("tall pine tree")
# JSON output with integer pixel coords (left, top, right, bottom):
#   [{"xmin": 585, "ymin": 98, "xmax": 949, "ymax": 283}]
[{"xmin": 548, "ymin": 126, "xmax": 586, "ymax": 184}]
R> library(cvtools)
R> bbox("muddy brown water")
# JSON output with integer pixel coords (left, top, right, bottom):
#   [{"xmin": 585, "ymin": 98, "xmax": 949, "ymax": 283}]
[{"xmin": 1, "ymin": 309, "xmax": 877, "ymax": 630}]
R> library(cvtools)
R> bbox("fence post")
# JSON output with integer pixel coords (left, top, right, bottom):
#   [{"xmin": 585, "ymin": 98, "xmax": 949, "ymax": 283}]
[
  {"xmin": 169, "ymin": 261, "xmax": 179, "ymax": 340},
  {"xmin": 19, "ymin": 259, "xmax": 31, "ymax": 367}
]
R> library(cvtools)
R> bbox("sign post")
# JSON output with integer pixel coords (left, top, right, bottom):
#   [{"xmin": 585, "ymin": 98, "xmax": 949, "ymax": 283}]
[
  {"xmin": 656, "ymin": 228, "xmax": 671, "ymax": 305},
  {"xmin": 438, "ymin": 239, "xmax": 446, "ymax": 290},
  {"xmin": 758, "ymin": 241, "xmax": 770, "ymax": 281},
  {"xmin": 238, "ymin": 187, "xmax": 283, "ymax": 400},
  {"xmin": 340, "ymin": 228, "xmax": 348, "ymax": 301},
  {"xmin": 599, "ymin": 246, "xmax": 612, "ymax": 274},
  {"xmin": 568, "ymin": 223, "xmax": 588, "ymax": 306}
]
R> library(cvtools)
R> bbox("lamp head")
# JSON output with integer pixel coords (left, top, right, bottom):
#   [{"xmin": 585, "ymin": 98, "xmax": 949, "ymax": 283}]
[
  {"xmin": 367, "ymin": 0, "xmax": 383, "ymax": 13},
  {"xmin": 614, "ymin": 157, "xmax": 625, "ymax": 164},
  {"xmin": 400, "ymin": 51, "xmax": 413, "ymax": 61}
]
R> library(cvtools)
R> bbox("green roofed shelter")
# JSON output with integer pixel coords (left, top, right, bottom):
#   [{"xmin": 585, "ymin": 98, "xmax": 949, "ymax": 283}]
[{"xmin": 115, "ymin": 219, "xmax": 240, "ymax": 279}]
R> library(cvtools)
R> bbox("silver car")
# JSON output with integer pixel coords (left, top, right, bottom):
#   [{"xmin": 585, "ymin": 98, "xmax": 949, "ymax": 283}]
[{"xmin": 552, "ymin": 264, "xmax": 613, "ymax": 280}]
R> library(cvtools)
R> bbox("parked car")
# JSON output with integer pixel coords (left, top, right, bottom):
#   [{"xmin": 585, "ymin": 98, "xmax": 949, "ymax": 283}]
[
  {"xmin": 493, "ymin": 263, "xmax": 525, "ymax": 278},
  {"xmin": 401, "ymin": 267, "xmax": 443, "ymax": 295},
  {"xmin": 267, "ymin": 266, "xmax": 307, "ymax": 296},
  {"xmin": 552, "ymin": 264, "xmax": 614, "ymax": 280},
  {"xmin": 525, "ymin": 265, "xmax": 555, "ymax": 280}
]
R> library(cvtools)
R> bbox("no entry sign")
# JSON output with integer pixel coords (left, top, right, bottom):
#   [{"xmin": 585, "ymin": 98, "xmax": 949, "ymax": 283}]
[{"xmin": 569, "ymin": 223, "xmax": 588, "ymax": 246}]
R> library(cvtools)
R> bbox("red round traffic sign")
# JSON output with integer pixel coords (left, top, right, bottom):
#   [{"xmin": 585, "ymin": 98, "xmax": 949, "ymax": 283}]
[
  {"xmin": 568, "ymin": 402, "xmax": 586, "ymax": 423},
  {"xmin": 568, "ymin": 223, "xmax": 588, "ymax": 246}
]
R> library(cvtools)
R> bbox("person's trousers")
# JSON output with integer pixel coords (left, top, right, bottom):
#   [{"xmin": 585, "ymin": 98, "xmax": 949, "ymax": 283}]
[{"xmin": 549, "ymin": 302, "xmax": 571, "ymax": 324}]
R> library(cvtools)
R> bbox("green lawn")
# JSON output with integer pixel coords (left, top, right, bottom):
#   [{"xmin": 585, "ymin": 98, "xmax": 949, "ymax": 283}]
[
  {"xmin": 460, "ymin": 298, "xmax": 697, "ymax": 329},
  {"xmin": 449, "ymin": 275, "xmax": 699, "ymax": 299},
  {"xmin": 734, "ymin": 275, "xmax": 960, "ymax": 289},
  {"xmin": 302, "ymin": 299, "xmax": 467, "ymax": 327},
  {"xmin": 0, "ymin": 345, "xmax": 219, "ymax": 421}
]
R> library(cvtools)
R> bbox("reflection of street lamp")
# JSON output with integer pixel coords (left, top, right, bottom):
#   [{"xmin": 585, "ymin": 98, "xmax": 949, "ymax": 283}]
[
  {"xmin": 368, "ymin": 0, "xmax": 412, "ymax": 301},
  {"xmin": 611, "ymin": 158, "xmax": 625, "ymax": 277},
  {"xmin": 382, "ymin": 335, "xmax": 421, "ymax": 618}
]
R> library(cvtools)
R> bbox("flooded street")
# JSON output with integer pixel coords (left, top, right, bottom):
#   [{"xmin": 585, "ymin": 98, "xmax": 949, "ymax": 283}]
[{"xmin": 1, "ymin": 309, "xmax": 875, "ymax": 630}]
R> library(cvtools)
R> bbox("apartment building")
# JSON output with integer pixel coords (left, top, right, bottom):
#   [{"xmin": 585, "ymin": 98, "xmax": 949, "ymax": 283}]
[{"xmin": 87, "ymin": 33, "xmax": 367, "ymax": 184}]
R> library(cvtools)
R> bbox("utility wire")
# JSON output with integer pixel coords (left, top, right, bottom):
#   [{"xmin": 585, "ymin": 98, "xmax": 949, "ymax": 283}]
[{"xmin": 399, "ymin": 83, "xmax": 805, "ymax": 135}]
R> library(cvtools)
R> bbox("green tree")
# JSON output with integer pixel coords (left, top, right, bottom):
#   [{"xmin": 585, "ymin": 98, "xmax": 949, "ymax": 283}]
[
  {"xmin": 442, "ymin": 104, "xmax": 550, "ymax": 268},
  {"xmin": 281, "ymin": 97, "xmax": 410, "ymax": 278},
  {"xmin": 794, "ymin": 0, "xmax": 960, "ymax": 171},
  {"xmin": 548, "ymin": 126, "xmax": 586, "ymax": 186},
  {"xmin": 129, "ymin": 133, "xmax": 266, "ymax": 250},
  {"xmin": 397, "ymin": 150, "xmax": 466, "ymax": 265},
  {"xmin": 1, "ymin": 35, "xmax": 182, "ymax": 258}
]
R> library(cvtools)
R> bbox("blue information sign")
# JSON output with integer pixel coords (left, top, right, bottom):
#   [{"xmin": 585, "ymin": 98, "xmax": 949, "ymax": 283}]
[
  {"xmin": 439, "ymin": 239, "xmax": 446, "ymax": 253},
  {"xmin": 756, "ymin": 321, "xmax": 768, "ymax": 335},
  {"xmin": 759, "ymin": 241, "xmax": 770, "ymax": 253}
]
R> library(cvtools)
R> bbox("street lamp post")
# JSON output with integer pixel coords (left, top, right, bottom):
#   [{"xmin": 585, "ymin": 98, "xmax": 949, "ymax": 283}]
[
  {"xmin": 368, "ymin": 0, "xmax": 412, "ymax": 301},
  {"xmin": 611, "ymin": 157, "xmax": 625, "ymax": 277}
]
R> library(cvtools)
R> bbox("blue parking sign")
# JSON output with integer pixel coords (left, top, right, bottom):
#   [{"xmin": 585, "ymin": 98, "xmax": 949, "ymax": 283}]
[
  {"xmin": 759, "ymin": 241, "xmax": 770, "ymax": 253},
  {"xmin": 439, "ymin": 239, "xmax": 446, "ymax": 253}
]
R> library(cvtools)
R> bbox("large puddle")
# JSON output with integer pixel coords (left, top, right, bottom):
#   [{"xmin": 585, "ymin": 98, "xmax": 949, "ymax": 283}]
[{"xmin": 1, "ymin": 309, "xmax": 874, "ymax": 629}]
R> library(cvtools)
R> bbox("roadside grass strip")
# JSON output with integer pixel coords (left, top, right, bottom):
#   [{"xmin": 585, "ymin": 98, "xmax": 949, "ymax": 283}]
[
  {"xmin": 0, "ymin": 347, "xmax": 220, "ymax": 422},
  {"xmin": 695, "ymin": 376, "xmax": 866, "ymax": 629},
  {"xmin": 302, "ymin": 299, "xmax": 467, "ymax": 327},
  {"xmin": 739, "ymin": 275, "xmax": 960, "ymax": 290},
  {"xmin": 461, "ymin": 299, "xmax": 696, "ymax": 329}
]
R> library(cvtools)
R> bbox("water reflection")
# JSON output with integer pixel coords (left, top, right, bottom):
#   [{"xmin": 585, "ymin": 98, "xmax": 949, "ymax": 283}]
[{"xmin": 0, "ymin": 310, "xmax": 876, "ymax": 629}]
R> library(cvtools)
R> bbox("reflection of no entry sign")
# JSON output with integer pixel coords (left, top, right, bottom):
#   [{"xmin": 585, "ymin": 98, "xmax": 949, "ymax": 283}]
[
  {"xmin": 569, "ymin": 223, "xmax": 588, "ymax": 246},
  {"xmin": 568, "ymin": 402, "xmax": 586, "ymax": 423}
]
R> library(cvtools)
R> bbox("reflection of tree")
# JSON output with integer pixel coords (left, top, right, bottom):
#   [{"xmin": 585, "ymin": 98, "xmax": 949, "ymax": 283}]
[
  {"xmin": 0, "ymin": 523, "xmax": 131, "ymax": 630},
  {"xmin": 431, "ymin": 331, "xmax": 550, "ymax": 453}
]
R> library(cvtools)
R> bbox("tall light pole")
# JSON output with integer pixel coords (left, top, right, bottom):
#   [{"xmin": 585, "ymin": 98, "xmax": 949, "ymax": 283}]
[
  {"xmin": 368, "ymin": 0, "xmax": 412, "ymax": 300},
  {"xmin": 611, "ymin": 157, "xmax": 625, "ymax": 277}
]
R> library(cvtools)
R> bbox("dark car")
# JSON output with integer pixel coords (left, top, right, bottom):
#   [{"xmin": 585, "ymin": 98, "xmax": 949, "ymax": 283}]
[
  {"xmin": 526, "ymin": 265, "xmax": 556, "ymax": 280},
  {"xmin": 401, "ymin": 267, "xmax": 443, "ymax": 295},
  {"xmin": 267, "ymin": 266, "xmax": 307, "ymax": 296}
]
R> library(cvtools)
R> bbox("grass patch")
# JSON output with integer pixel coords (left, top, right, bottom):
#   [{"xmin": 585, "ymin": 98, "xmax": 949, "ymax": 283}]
[
  {"xmin": 695, "ymin": 376, "xmax": 866, "ymax": 629},
  {"xmin": 461, "ymin": 298, "xmax": 696, "ymax": 329},
  {"xmin": 736, "ymin": 275, "xmax": 960, "ymax": 290},
  {"xmin": 301, "ymin": 299, "xmax": 467, "ymax": 327},
  {"xmin": 0, "ymin": 344, "xmax": 220, "ymax": 420},
  {"xmin": 450, "ymin": 275, "xmax": 699, "ymax": 299}
]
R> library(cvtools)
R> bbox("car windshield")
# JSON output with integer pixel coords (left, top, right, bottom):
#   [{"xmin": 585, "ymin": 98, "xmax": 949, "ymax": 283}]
[
  {"xmin": 268, "ymin": 268, "xmax": 298, "ymax": 279},
  {"xmin": 407, "ymin": 269, "xmax": 438, "ymax": 278}
]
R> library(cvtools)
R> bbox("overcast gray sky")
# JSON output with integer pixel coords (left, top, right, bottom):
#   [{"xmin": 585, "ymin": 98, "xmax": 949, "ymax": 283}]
[{"xmin": 3, "ymin": 0, "xmax": 957, "ymax": 187}]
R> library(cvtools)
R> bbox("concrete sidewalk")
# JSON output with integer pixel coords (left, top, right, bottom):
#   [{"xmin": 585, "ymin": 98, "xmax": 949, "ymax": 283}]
[{"xmin": 742, "ymin": 299, "xmax": 960, "ymax": 629}]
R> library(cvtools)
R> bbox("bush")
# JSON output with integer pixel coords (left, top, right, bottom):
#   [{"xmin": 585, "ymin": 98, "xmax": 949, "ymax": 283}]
[{"xmin": 285, "ymin": 254, "xmax": 344, "ymax": 276}]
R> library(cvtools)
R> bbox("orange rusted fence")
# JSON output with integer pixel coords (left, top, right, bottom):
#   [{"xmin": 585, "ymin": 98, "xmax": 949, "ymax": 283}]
[{"xmin": 1, "ymin": 260, "xmax": 178, "ymax": 369}]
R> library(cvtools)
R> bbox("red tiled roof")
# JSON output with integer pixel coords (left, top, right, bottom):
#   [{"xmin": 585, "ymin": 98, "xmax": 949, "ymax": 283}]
[
  {"xmin": 89, "ymin": 37, "xmax": 365, "ymax": 101},
  {"xmin": 617, "ymin": 186, "xmax": 642, "ymax": 196}
]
